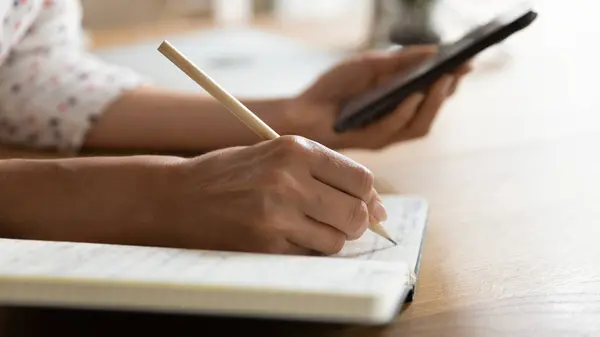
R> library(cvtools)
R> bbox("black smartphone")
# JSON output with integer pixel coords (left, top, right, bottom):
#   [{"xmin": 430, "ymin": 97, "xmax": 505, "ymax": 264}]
[{"xmin": 333, "ymin": 6, "xmax": 538, "ymax": 133}]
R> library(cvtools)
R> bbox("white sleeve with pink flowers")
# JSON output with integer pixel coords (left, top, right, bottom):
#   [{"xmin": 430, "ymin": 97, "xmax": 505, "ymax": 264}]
[{"xmin": 0, "ymin": 0, "xmax": 148, "ymax": 152}]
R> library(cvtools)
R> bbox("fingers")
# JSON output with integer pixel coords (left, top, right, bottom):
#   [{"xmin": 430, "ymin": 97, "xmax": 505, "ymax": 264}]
[
  {"xmin": 367, "ymin": 192, "xmax": 388, "ymax": 226},
  {"xmin": 456, "ymin": 62, "xmax": 473, "ymax": 75},
  {"xmin": 260, "ymin": 136, "xmax": 390, "ymax": 254},
  {"xmin": 388, "ymin": 45, "xmax": 439, "ymax": 73},
  {"xmin": 403, "ymin": 75, "xmax": 454, "ymax": 137},
  {"xmin": 360, "ymin": 45, "xmax": 438, "ymax": 79},
  {"xmin": 360, "ymin": 92, "xmax": 426, "ymax": 136},
  {"xmin": 299, "ymin": 178, "xmax": 387, "ymax": 244},
  {"xmin": 447, "ymin": 76, "xmax": 461, "ymax": 97},
  {"xmin": 307, "ymin": 143, "xmax": 375, "ymax": 202},
  {"xmin": 447, "ymin": 63, "xmax": 473, "ymax": 96},
  {"xmin": 349, "ymin": 93, "xmax": 426, "ymax": 149},
  {"xmin": 301, "ymin": 179, "xmax": 372, "ymax": 240},
  {"xmin": 361, "ymin": 52, "xmax": 469, "ymax": 137},
  {"xmin": 287, "ymin": 215, "xmax": 348, "ymax": 255}
]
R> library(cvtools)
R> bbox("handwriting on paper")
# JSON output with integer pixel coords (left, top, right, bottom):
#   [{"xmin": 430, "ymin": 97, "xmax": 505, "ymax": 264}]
[{"xmin": 334, "ymin": 196, "xmax": 428, "ymax": 270}]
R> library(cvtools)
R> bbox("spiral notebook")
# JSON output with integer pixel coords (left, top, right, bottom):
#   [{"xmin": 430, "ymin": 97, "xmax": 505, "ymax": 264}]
[{"xmin": 0, "ymin": 195, "xmax": 428, "ymax": 325}]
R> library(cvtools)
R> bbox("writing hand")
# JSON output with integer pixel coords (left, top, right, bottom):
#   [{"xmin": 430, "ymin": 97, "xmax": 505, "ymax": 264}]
[{"xmin": 161, "ymin": 136, "xmax": 387, "ymax": 255}]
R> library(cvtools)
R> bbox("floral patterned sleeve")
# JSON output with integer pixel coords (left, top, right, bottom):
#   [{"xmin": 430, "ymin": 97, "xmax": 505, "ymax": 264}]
[{"xmin": 0, "ymin": 0, "xmax": 149, "ymax": 153}]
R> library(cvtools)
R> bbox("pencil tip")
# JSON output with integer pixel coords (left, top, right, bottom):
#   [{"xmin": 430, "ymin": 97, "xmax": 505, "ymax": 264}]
[{"xmin": 370, "ymin": 222, "xmax": 396, "ymax": 246}]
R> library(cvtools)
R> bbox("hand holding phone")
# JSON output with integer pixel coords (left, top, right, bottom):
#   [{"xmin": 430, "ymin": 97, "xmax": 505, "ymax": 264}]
[{"xmin": 334, "ymin": 6, "xmax": 538, "ymax": 133}]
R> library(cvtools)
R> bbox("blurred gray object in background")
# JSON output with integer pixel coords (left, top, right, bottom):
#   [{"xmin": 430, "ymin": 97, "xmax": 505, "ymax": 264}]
[{"xmin": 368, "ymin": 0, "xmax": 441, "ymax": 48}]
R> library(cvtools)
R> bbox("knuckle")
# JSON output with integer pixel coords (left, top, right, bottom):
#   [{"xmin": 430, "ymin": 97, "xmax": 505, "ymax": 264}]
[
  {"xmin": 347, "ymin": 221, "xmax": 368, "ymax": 241},
  {"xmin": 275, "ymin": 135, "xmax": 310, "ymax": 154},
  {"xmin": 269, "ymin": 135, "xmax": 313, "ymax": 166},
  {"xmin": 324, "ymin": 233, "xmax": 346, "ymax": 255},
  {"xmin": 347, "ymin": 199, "xmax": 369, "ymax": 230},
  {"xmin": 356, "ymin": 166, "xmax": 375, "ymax": 197}
]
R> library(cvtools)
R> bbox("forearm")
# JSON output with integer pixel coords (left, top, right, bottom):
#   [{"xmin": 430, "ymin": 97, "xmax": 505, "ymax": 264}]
[
  {"xmin": 0, "ymin": 156, "xmax": 179, "ymax": 246},
  {"xmin": 83, "ymin": 86, "xmax": 292, "ymax": 152}
]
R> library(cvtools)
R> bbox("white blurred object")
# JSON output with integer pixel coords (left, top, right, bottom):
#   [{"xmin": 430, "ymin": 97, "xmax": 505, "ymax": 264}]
[
  {"xmin": 93, "ymin": 27, "xmax": 347, "ymax": 98},
  {"xmin": 274, "ymin": 0, "xmax": 370, "ymax": 23},
  {"xmin": 212, "ymin": 0, "xmax": 253, "ymax": 26}
]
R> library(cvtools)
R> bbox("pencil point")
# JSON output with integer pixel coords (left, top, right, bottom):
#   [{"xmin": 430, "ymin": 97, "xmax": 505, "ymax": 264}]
[{"xmin": 370, "ymin": 222, "xmax": 396, "ymax": 245}]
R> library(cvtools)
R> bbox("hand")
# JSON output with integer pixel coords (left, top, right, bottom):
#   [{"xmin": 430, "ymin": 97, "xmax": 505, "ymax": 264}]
[
  {"xmin": 284, "ymin": 45, "xmax": 472, "ymax": 150},
  {"xmin": 159, "ymin": 135, "xmax": 388, "ymax": 255}
]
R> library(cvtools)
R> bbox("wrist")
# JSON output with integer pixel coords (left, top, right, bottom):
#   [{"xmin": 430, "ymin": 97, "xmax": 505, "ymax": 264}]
[
  {"xmin": 243, "ymin": 98, "xmax": 296, "ymax": 136},
  {"xmin": 274, "ymin": 97, "xmax": 342, "ymax": 149}
]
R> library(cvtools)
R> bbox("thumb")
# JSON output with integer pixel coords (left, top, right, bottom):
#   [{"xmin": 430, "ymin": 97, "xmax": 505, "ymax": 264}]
[
  {"xmin": 389, "ymin": 45, "xmax": 439, "ymax": 72},
  {"xmin": 365, "ymin": 45, "xmax": 438, "ymax": 75}
]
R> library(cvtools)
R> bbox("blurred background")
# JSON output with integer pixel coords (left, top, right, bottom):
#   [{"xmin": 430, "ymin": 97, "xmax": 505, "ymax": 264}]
[{"xmin": 81, "ymin": 0, "xmax": 517, "ymax": 98}]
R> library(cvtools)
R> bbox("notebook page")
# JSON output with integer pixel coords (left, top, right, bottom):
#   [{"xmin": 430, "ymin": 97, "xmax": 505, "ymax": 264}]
[
  {"xmin": 0, "ymin": 237, "xmax": 411, "ymax": 296},
  {"xmin": 335, "ymin": 195, "xmax": 428, "ymax": 272}
]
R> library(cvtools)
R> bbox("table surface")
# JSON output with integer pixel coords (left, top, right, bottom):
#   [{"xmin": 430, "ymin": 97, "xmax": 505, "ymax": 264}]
[{"xmin": 2, "ymin": 1, "xmax": 600, "ymax": 336}]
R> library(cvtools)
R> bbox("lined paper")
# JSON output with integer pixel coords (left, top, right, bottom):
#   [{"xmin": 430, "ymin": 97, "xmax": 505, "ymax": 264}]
[
  {"xmin": 336, "ymin": 196, "xmax": 427, "ymax": 267},
  {"xmin": 0, "ymin": 196, "xmax": 427, "ymax": 294}
]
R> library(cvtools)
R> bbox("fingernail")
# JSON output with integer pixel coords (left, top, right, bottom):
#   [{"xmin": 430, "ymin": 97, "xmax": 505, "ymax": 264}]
[{"xmin": 372, "ymin": 201, "xmax": 388, "ymax": 222}]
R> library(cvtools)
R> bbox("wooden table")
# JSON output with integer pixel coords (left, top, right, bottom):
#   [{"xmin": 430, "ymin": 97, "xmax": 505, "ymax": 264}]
[{"xmin": 2, "ymin": 1, "xmax": 600, "ymax": 336}]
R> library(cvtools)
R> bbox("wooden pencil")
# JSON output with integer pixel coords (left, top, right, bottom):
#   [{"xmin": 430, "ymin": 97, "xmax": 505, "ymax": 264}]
[{"xmin": 157, "ymin": 40, "xmax": 396, "ymax": 245}]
